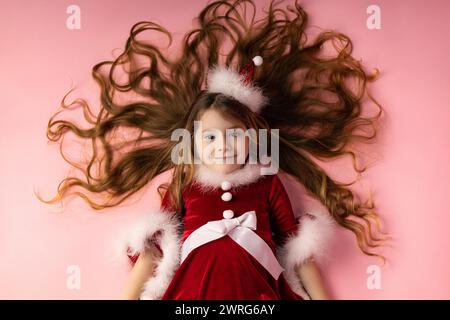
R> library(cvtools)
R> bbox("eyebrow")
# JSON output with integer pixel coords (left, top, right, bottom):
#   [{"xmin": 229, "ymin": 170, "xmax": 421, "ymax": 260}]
[{"xmin": 202, "ymin": 126, "xmax": 245, "ymax": 131}]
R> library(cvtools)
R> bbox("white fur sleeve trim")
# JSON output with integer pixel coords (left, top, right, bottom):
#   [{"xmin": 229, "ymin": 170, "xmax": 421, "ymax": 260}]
[
  {"xmin": 118, "ymin": 209, "xmax": 182, "ymax": 300},
  {"xmin": 276, "ymin": 209, "xmax": 335, "ymax": 300}
]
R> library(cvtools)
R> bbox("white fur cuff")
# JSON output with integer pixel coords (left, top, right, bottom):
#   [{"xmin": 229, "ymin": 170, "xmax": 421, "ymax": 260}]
[
  {"xmin": 118, "ymin": 209, "xmax": 182, "ymax": 299},
  {"xmin": 277, "ymin": 209, "xmax": 335, "ymax": 299}
]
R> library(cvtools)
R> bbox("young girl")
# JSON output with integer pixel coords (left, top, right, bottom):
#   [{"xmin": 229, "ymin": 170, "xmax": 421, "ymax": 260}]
[
  {"xmin": 39, "ymin": 0, "xmax": 388, "ymax": 300},
  {"xmin": 119, "ymin": 60, "xmax": 336, "ymax": 299}
]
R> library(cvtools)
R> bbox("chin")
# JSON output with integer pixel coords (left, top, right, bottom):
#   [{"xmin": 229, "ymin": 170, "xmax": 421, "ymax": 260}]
[{"xmin": 208, "ymin": 163, "xmax": 242, "ymax": 174}]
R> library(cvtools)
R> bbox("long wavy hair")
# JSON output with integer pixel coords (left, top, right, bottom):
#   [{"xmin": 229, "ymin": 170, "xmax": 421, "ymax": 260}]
[{"xmin": 37, "ymin": 0, "xmax": 390, "ymax": 262}]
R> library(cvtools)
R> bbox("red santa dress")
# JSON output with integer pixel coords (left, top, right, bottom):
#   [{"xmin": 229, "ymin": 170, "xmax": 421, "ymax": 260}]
[{"xmin": 120, "ymin": 163, "xmax": 335, "ymax": 300}]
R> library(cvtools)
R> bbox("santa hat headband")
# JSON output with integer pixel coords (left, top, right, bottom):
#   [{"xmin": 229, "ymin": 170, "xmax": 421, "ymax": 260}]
[{"xmin": 206, "ymin": 56, "xmax": 268, "ymax": 113}]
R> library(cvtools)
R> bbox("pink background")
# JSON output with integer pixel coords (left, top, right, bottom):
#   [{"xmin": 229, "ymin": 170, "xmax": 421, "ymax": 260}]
[{"xmin": 1, "ymin": 0, "xmax": 449, "ymax": 299}]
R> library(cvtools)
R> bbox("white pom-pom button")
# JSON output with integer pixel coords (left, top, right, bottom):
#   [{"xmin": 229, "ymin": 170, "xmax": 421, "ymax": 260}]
[
  {"xmin": 221, "ymin": 181, "xmax": 231, "ymax": 191},
  {"xmin": 221, "ymin": 192, "xmax": 232, "ymax": 202},
  {"xmin": 223, "ymin": 210, "xmax": 234, "ymax": 219},
  {"xmin": 252, "ymin": 55, "xmax": 263, "ymax": 66}
]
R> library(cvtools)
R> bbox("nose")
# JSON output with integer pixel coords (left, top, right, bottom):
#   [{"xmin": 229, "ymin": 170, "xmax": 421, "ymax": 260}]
[
  {"xmin": 216, "ymin": 134, "xmax": 232, "ymax": 157},
  {"xmin": 216, "ymin": 145, "xmax": 230, "ymax": 156}
]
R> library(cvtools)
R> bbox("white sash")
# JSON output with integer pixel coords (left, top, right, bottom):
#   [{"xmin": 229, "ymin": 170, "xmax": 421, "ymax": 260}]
[{"xmin": 180, "ymin": 211, "xmax": 284, "ymax": 279}]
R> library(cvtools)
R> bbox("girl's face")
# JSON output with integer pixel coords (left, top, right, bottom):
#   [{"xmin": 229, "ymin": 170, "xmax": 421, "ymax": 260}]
[{"xmin": 194, "ymin": 108, "xmax": 249, "ymax": 174}]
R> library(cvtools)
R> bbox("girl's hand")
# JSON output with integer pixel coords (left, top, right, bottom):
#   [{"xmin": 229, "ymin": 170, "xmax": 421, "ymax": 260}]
[
  {"xmin": 295, "ymin": 258, "xmax": 331, "ymax": 300},
  {"xmin": 120, "ymin": 243, "xmax": 161, "ymax": 300}
]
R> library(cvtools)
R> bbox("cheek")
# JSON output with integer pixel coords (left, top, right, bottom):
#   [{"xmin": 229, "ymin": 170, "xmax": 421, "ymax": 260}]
[
  {"xmin": 234, "ymin": 136, "xmax": 249, "ymax": 154},
  {"xmin": 202, "ymin": 141, "xmax": 218, "ymax": 159},
  {"xmin": 194, "ymin": 137, "xmax": 208, "ymax": 159}
]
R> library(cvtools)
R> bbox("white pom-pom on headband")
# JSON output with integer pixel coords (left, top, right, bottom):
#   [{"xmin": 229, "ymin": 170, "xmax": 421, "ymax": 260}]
[{"xmin": 206, "ymin": 55, "xmax": 268, "ymax": 113}]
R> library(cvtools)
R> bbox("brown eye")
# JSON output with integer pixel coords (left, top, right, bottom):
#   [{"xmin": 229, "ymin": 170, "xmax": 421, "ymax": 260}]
[{"xmin": 203, "ymin": 134, "xmax": 215, "ymax": 141}]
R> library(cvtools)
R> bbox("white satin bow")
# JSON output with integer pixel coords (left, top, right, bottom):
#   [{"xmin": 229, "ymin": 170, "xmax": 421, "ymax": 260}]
[{"xmin": 180, "ymin": 210, "xmax": 285, "ymax": 279}]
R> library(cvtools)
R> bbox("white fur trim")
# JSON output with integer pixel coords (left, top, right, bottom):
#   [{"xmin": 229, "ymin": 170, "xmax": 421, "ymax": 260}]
[
  {"xmin": 206, "ymin": 64, "xmax": 269, "ymax": 113},
  {"xmin": 276, "ymin": 209, "xmax": 335, "ymax": 300},
  {"xmin": 118, "ymin": 209, "xmax": 182, "ymax": 300},
  {"xmin": 194, "ymin": 162, "xmax": 264, "ymax": 191}
]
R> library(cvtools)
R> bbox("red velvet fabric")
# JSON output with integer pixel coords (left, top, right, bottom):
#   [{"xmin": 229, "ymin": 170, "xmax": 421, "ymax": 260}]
[{"xmin": 130, "ymin": 174, "xmax": 304, "ymax": 300}]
